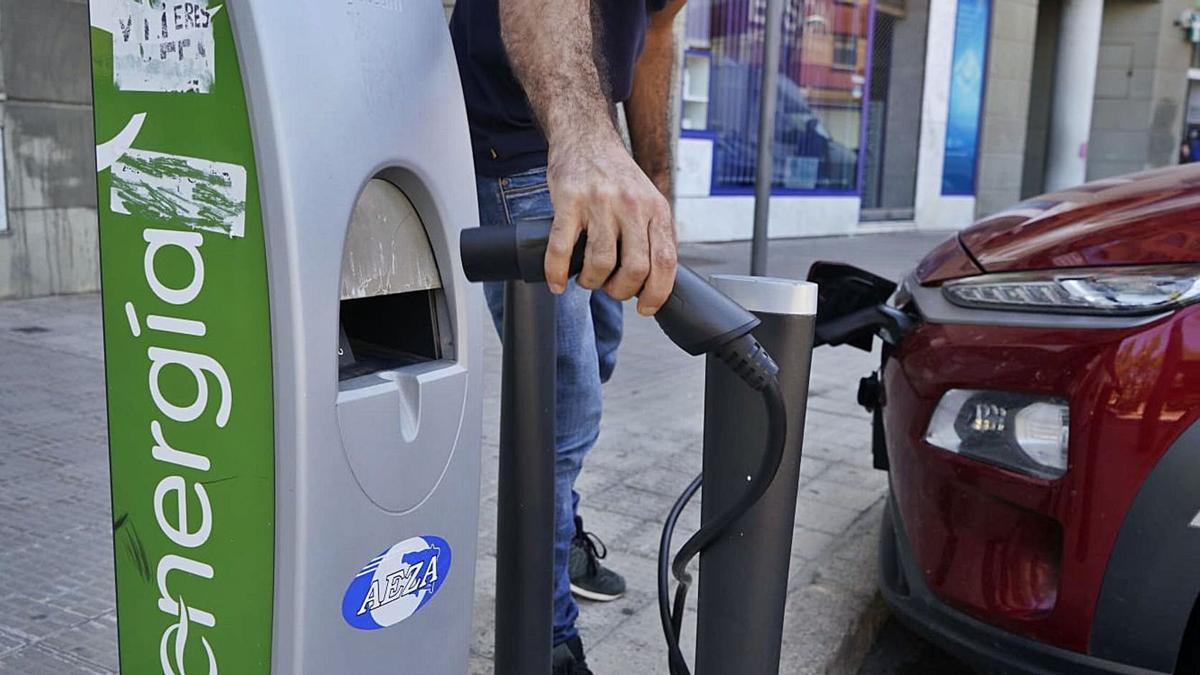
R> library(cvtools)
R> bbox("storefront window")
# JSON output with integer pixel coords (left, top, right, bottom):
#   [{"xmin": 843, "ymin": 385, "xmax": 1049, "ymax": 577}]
[
  {"xmin": 832, "ymin": 35, "xmax": 858, "ymax": 69},
  {"xmin": 1181, "ymin": 80, "xmax": 1200, "ymax": 164},
  {"xmin": 682, "ymin": 0, "xmax": 872, "ymax": 193}
]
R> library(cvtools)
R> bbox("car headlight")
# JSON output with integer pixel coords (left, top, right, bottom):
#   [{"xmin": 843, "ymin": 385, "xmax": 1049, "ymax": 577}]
[
  {"xmin": 942, "ymin": 265, "xmax": 1200, "ymax": 315},
  {"xmin": 925, "ymin": 389, "xmax": 1069, "ymax": 479}
]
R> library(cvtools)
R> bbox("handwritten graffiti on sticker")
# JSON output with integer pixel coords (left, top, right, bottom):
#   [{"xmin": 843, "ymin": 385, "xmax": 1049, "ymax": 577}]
[
  {"xmin": 111, "ymin": 149, "xmax": 247, "ymax": 238},
  {"xmin": 100, "ymin": 0, "xmax": 223, "ymax": 93}
]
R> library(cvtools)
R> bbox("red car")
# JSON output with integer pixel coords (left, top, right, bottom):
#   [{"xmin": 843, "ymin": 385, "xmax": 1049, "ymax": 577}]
[{"xmin": 812, "ymin": 165, "xmax": 1200, "ymax": 674}]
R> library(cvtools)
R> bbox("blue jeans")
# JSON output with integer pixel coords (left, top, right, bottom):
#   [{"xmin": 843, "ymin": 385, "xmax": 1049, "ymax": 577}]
[{"xmin": 476, "ymin": 166, "xmax": 623, "ymax": 645}]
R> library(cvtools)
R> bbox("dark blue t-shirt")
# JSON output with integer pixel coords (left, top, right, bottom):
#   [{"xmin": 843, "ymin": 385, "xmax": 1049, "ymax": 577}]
[{"xmin": 450, "ymin": 0, "xmax": 666, "ymax": 177}]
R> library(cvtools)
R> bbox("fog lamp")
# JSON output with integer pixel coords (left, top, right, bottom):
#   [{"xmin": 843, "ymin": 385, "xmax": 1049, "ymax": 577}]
[{"xmin": 925, "ymin": 390, "xmax": 1069, "ymax": 479}]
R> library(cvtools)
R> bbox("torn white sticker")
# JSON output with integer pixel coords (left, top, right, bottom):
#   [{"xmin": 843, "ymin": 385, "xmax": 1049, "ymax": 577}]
[
  {"xmin": 111, "ymin": 149, "xmax": 246, "ymax": 238},
  {"xmin": 95, "ymin": 113, "xmax": 147, "ymax": 172},
  {"xmin": 1191, "ymin": 509, "xmax": 1200, "ymax": 529},
  {"xmin": 98, "ymin": 1, "xmax": 223, "ymax": 93}
]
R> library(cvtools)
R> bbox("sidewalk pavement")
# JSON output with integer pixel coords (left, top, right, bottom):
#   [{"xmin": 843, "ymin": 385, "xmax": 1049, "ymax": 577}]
[{"xmin": 0, "ymin": 231, "xmax": 948, "ymax": 674}]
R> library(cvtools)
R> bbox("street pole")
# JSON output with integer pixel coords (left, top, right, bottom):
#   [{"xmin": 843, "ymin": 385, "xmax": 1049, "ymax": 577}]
[{"xmin": 750, "ymin": 0, "xmax": 786, "ymax": 276}]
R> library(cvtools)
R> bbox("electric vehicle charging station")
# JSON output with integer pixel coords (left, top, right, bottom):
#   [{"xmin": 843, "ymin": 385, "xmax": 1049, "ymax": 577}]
[
  {"xmin": 461, "ymin": 224, "xmax": 818, "ymax": 675},
  {"xmin": 89, "ymin": 2, "xmax": 482, "ymax": 673},
  {"xmin": 90, "ymin": 1, "xmax": 819, "ymax": 673}
]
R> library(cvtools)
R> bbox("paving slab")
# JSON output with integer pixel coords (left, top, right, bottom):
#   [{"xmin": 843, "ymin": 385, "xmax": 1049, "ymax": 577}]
[{"xmin": 0, "ymin": 231, "xmax": 948, "ymax": 673}]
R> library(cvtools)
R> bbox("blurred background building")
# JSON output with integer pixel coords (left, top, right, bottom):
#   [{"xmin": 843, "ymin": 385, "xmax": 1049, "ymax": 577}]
[
  {"xmin": 672, "ymin": 0, "xmax": 1198, "ymax": 240},
  {"xmin": 3, "ymin": 0, "xmax": 1198, "ymax": 299},
  {"xmin": 0, "ymin": 1, "xmax": 95, "ymax": 299}
]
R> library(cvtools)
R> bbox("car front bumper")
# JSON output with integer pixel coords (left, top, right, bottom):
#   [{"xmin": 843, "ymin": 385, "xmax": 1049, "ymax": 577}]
[{"xmin": 878, "ymin": 493, "xmax": 1168, "ymax": 675}]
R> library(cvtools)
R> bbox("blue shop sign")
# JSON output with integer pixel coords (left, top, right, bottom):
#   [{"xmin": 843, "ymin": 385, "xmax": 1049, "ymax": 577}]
[{"xmin": 942, "ymin": 0, "xmax": 990, "ymax": 196}]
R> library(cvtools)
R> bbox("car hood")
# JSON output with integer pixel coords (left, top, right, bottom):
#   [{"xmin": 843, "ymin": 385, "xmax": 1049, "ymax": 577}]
[{"xmin": 959, "ymin": 165, "xmax": 1200, "ymax": 273}]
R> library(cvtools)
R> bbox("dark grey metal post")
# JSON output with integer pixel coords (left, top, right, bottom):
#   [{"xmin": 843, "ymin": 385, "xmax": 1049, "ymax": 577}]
[
  {"xmin": 695, "ymin": 275, "xmax": 817, "ymax": 675},
  {"xmin": 494, "ymin": 279, "xmax": 556, "ymax": 675},
  {"xmin": 750, "ymin": 0, "xmax": 786, "ymax": 277}
]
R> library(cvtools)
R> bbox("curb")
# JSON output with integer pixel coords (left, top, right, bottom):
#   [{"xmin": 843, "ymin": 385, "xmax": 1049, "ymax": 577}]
[
  {"xmin": 781, "ymin": 498, "xmax": 890, "ymax": 675},
  {"xmin": 829, "ymin": 594, "xmax": 891, "ymax": 675}
]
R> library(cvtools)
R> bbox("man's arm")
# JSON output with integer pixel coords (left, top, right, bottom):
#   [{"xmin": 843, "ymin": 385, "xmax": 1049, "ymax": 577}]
[
  {"xmin": 627, "ymin": 0, "xmax": 687, "ymax": 202},
  {"xmin": 499, "ymin": 0, "xmax": 677, "ymax": 316}
]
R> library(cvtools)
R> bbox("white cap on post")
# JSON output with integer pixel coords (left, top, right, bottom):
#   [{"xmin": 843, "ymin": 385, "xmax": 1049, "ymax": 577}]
[{"xmin": 710, "ymin": 275, "xmax": 818, "ymax": 317}]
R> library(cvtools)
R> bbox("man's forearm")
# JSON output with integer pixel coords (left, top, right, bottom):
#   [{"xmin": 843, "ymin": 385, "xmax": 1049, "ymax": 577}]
[
  {"xmin": 498, "ymin": 0, "xmax": 680, "ymax": 314},
  {"xmin": 499, "ymin": 0, "xmax": 618, "ymax": 149},
  {"xmin": 627, "ymin": 5, "xmax": 683, "ymax": 202}
]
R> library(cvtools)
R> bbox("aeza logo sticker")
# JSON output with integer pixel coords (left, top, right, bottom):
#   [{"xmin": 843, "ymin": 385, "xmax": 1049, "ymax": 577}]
[{"xmin": 341, "ymin": 536, "xmax": 452, "ymax": 630}]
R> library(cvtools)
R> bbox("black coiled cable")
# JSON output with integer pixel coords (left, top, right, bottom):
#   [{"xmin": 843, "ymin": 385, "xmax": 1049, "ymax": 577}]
[{"xmin": 657, "ymin": 335, "xmax": 787, "ymax": 675}]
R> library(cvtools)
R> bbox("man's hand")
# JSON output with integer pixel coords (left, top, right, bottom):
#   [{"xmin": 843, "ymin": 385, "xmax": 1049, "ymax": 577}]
[
  {"xmin": 545, "ymin": 130, "xmax": 677, "ymax": 316},
  {"xmin": 499, "ymin": 0, "xmax": 678, "ymax": 315}
]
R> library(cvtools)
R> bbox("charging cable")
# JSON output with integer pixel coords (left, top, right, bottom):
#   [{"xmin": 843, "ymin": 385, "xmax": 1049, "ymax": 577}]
[{"xmin": 657, "ymin": 333, "xmax": 786, "ymax": 675}]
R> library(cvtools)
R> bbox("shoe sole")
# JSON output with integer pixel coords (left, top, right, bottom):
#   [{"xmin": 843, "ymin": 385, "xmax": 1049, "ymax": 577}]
[{"xmin": 570, "ymin": 583, "xmax": 624, "ymax": 602}]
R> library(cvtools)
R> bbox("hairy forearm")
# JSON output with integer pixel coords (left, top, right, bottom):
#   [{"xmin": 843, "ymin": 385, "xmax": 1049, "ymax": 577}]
[
  {"xmin": 498, "ymin": 0, "xmax": 618, "ymax": 149},
  {"xmin": 499, "ymin": 0, "xmax": 681, "ymax": 315},
  {"xmin": 627, "ymin": 15, "xmax": 679, "ymax": 202}
]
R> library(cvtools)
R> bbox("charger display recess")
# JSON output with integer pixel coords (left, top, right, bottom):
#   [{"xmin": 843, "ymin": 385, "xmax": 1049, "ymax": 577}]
[{"xmin": 336, "ymin": 177, "xmax": 467, "ymax": 513}]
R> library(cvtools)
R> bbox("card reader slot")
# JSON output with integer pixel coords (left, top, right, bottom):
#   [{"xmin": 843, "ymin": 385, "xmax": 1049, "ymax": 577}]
[
  {"xmin": 338, "ymin": 289, "xmax": 443, "ymax": 381},
  {"xmin": 337, "ymin": 176, "xmax": 452, "ymax": 383}
]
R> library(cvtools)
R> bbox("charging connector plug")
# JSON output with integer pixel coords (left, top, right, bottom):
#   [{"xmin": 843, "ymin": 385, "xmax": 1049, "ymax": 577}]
[{"xmin": 714, "ymin": 334, "xmax": 779, "ymax": 392}]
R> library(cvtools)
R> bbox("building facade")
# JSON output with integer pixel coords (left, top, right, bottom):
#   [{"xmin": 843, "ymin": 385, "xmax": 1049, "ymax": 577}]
[
  {"xmin": 674, "ymin": 0, "xmax": 1200, "ymax": 241},
  {"xmin": 0, "ymin": 0, "xmax": 1197, "ymax": 299},
  {"xmin": 0, "ymin": 0, "xmax": 97, "ymax": 299}
]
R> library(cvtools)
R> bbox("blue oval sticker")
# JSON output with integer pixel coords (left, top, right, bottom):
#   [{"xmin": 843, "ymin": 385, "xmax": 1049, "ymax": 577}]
[{"xmin": 341, "ymin": 535, "xmax": 452, "ymax": 630}]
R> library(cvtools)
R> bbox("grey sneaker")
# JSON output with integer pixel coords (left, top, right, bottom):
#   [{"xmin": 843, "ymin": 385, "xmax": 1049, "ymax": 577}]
[
  {"xmin": 552, "ymin": 635, "xmax": 593, "ymax": 675},
  {"xmin": 569, "ymin": 516, "xmax": 626, "ymax": 602}
]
